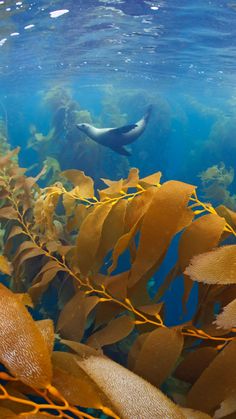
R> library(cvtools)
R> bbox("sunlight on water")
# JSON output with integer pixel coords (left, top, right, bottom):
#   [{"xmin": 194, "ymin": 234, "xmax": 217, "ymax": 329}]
[{"xmin": 0, "ymin": 0, "xmax": 234, "ymax": 87}]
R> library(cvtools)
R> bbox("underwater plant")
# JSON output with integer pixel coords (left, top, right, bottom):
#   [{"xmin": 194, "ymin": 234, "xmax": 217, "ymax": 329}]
[
  {"xmin": 0, "ymin": 117, "xmax": 9, "ymax": 157},
  {"xmin": 202, "ymin": 113, "xmax": 236, "ymax": 171},
  {"xmin": 0, "ymin": 149, "xmax": 236, "ymax": 417},
  {"xmin": 199, "ymin": 162, "xmax": 236, "ymax": 210}
]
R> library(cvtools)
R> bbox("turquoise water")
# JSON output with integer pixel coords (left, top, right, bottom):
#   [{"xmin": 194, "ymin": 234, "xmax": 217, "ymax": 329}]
[{"xmin": 0, "ymin": 0, "xmax": 236, "ymax": 335}]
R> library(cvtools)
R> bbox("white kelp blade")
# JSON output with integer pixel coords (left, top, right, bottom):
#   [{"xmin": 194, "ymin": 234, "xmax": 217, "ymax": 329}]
[
  {"xmin": 185, "ymin": 245, "xmax": 236, "ymax": 285},
  {"xmin": 74, "ymin": 349, "xmax": 187, "ymax": 419}
]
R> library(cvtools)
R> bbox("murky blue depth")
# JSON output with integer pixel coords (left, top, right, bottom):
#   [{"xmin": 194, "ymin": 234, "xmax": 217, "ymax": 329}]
[{"xmin": 0, "ymin": 0, "xmax": 236, "ymax": 323}]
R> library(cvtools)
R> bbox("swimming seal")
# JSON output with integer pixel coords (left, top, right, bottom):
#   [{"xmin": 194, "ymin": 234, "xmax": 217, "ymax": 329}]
[{"xmin": 76, "ymin": 105, "xmax": 153, "ymax": 156}]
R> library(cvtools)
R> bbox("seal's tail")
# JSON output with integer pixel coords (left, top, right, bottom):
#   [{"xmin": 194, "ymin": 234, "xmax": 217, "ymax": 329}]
[{"xmin": 144, "ymin": 104, "xmax": 153, "ymax": 123}]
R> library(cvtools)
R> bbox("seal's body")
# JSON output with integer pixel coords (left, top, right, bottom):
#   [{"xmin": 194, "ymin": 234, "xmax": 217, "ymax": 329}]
[{"xmin": 76, "ymin": 105, "xmax": 152, "ymax": 156}]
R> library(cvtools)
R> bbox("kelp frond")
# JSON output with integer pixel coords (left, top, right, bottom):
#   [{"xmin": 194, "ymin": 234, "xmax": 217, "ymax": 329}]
[{"xmin": 0, "ymin": 149, "xmax": 236, "ymax": 417}]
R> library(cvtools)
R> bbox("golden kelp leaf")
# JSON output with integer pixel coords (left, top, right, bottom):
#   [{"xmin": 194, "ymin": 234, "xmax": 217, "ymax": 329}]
[
  {"xmin": 216, "ymin": 205, "xmax": 236, "ymax": 228},
  {"xmin": 66, "ymin": 203, "xmax": 89, "ymax": 233},
  {"xmin": 100, "ymin": 168, "xmax": 139, "ymax": 198},
  {"xmin": 105, "ymin": 271, "xmax": 128, "ymax": 299},
  {"xmin": 133, "ymin": 327, "xmax": 183, "ymax": 387},
  {"xmin": 179, "ymin": 213, "xmax": 226, "ymax": 309},
  {"xmin": 94, "ymin": 271, "xmax": 128, "ymax": 300},
  {"xmin": 138, "ymin": 302, "xmax": 163, "ymax": 317},
  {"xmin": 13, "ymin": 241, "xmax": 39, "ymax": 262},
  {"xmin": 124, "ymin": 186, "xmax": 157, "ymax": 232},
  {"xmin": 0, "ymin": 189, "xmax": 9, "ymax": 199},
  {"xmin": 122, "ymin": 167, "xmax": 139, "ymax": 190},
  {"xmin": 139, "ymin": 171, "xmax": 162, "ymax": 188},
  {"xmin": 94, "ymin": 199, "xmax": 127, "ymax": 271},
  {"xmin": 62, "ymin": 193, "xmax": 75, "ymax": 217},
  {"xmin": 15, "ymin": 293, "xmax": 33, "ymax": 308},
  {"xmin": 0, "ymin": 206, "xmax": 18, "ymax": 220},
  {"xmin": 25, "ymin": 165, "xmax": 47, "ymax": 186},
  {"xmin": 128, "ymin": 333, "xmax": 149, "ymax": 370},
  {"xmin": 214, "ymin": 392, "xmax": 236, "ymax": 418},
  {"xmin": 36, "ymin": 319, "xmax": 54, "ymax": 354},
  {"xmin": 87, "ymin": 315, "xmax": 134, "ymax": 348},
  {"xmin": 108, "ymin": 221, "xmax": 140, "ymax": 274},
  {"xmin": 212, "ymin": 283, "xmax": 236, "ymax": 307},
  {"xmin": 194, "ymin": 288, "xmax": 217, "ymax": 334},
  {"xmin": 7, "ymin": 225, "xmax": 24, "ymax": 241},
  {"xmin": 45, "ymin": 239, "xmax": 61, "ymax": 253},
  {"xmin": 185, "ymin": 245, "xmax": 236, "ymax": 284},
  {"xmin": 0, "ymin": 284, "xmax": 52, "ymax": 388},
  {"xmin": 94, "ymin": 301, "xmax": 123, "ymax": 329},
  {"xmin": 214, "ymin": 298, "xmax": 236, "ymax": 329},
  {"xmin": 0, "ymin": 147, "xmax": 20, "ymax": 169},
  {"xmin": 175, "ymin": 347, "xmax": 217, "ymax": 384},
  {"xmin": 52, "ymin": 351, "xmax": 106, "ymax": 410},
  {"xmin": 99, "ymin": 178, "xmax": 124, "ymax": 199},
  {"xmin": 15, "ymin": 168, "xmax": 46, "ymax": 210},
  {"xmin": 214, "ymin": 413, "xmax": 235, "ymax": 419},
  {"xmin": 61, "ymin": 342, "xmax": 186, "ymax": 417},
  {"xmin": 0, "ymin": 255, "xmax": 12, "ymax": 275},
  {"xmin": 179, "ymin": 214, "xmax": 226, "ymax": 273},
  {"xmin": 61, "ymin": 339, "xmax": 102, "ymax": 357},
  {"xmin": 31, "ymin": 261, "xmax": 60, "ymax": 284},
  {"xmin": 179, "ymin": 218, "xmax": 225, "ymax": 304},
  {"xmin": 29, "ymin": 267, "xmax": 63, "ymax": 303},
  {"xmin": 76, "ymin": 203, "xmax": 113, "ymax": 275},
  {"xmin": 56, "ymin": 245, "xmax": 74, "ymax": 257},
  {"xmin": 202, "ymin": 315, "xmax": 232, "ymax": 337},
  {"xmin": 14, "ymin": 246, "xmax": 44, "ymax": 266},
  {"xmin": 102, "ymin": 168, "xmax": 158, "ymax": 194},
  {"xmin": 9, "ymin": 166, "xmax": 26, "ymax": 179},
  {"xmin": 14, "ymin": 248, "xmax": 45, "ymax": 276},
  {"xmin": 0, "ymin": 383, "xmax": 32, "ymax": 414},
  {"xmin": 34, "ymin": 189, "xmax": 61, "ymax": 235},
  {"xmin": 57, "ymin": 291, "xmax": 99, "ymax": 342},
  {"xmin": 108, "ymin": 188, "xmax": 157, "ymax": 274},
  {"xmin": 76, "ymin": 351, "xmax": 186, "ymax": 419},
  {"xmin": 180, "ymin": 408, "xmax": 212, "ymax": 418},
  {"xmin": 0, "ymin": 407, "xmax": 17, "ymax": 418},
  {"xmin": 187, "ymin": 341, "xmax": 236, "ymax": 413},
  {"xmin": 20, "ymin": 414, "xmax": 56, "ymax": 418},
  {"xmin": 129, "ymin": 181, "xmax": 195, "ymax": 287},
  {"xmin": 61, "ymin": 169, "xmax": 94, "ymax": 198},
  {"xmin": 128, "ymin": 265, "xmax": 161, "ymax": 310}
]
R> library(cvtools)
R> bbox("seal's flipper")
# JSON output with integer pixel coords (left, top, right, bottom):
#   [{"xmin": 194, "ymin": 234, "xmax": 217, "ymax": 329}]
[
  {"xmin": 110, "ymin": 144, "xmax": 131, "ymax": 156},
  {"xmin": 144, "ymin": 105, "xmax": 153, "ymax": 123},
  {"xmin": 109, "ymin": 124, "xmax": 137, "ymax": 135}
]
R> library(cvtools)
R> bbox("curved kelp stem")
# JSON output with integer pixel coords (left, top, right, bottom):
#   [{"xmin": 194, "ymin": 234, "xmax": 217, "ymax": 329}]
[{"xmin": 0, "ymin": 383, "xmax": 108, "ymax": 418}]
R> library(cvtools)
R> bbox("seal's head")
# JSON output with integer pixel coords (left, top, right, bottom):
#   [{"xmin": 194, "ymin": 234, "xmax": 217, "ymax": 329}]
[{"xmin": 76, "ymin": 123, "xmax": 91, "ymax": 134}]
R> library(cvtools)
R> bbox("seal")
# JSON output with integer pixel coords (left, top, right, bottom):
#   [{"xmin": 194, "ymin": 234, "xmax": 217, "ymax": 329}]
[{"xmin": 76, "ymin": 105, "xmax": 153, "ymax": 156}]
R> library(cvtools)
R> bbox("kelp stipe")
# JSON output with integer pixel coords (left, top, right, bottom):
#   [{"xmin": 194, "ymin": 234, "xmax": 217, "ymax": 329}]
[{"xmin": 0, "ymin": 149, "xmax": 235, "ymax": 417}]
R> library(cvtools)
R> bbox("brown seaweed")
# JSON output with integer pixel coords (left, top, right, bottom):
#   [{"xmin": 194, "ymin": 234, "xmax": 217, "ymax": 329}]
[{"xmin": 0, "ymin": 149, "xmax": 235, "ymax": 417}]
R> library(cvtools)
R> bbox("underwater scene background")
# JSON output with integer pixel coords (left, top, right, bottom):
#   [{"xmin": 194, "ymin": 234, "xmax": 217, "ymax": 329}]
[{"xmin": 0, "ymin": 1, "xmax": 235, "ymax": 418}]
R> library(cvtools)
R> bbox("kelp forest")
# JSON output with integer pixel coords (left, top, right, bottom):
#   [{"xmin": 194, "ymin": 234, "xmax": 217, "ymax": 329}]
[{"xmin": 0, "ymin": 89, "xmax": 235, "ymax": 419}]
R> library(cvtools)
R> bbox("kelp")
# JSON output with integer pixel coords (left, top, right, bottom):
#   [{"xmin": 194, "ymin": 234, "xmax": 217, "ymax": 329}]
[
  {"xmin": 0, "ymin": 116, "xmax": 10, "ymax": 157},
  {"xmin": 0, "ymin": 149, "xmax": 236, "ymax": 417},
  {"xmin": 214, "ymin": 299, "xmax": 236, "ymax": 329},
  {"xmin": 199, "ymin": 163, "xmax": 236, "ymax": 210}
]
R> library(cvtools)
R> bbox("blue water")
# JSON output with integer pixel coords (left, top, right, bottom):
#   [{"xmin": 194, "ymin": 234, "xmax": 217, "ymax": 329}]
[{"xmin": 0, "ymin": 0, "xmax": 236, "ymax": 324}]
